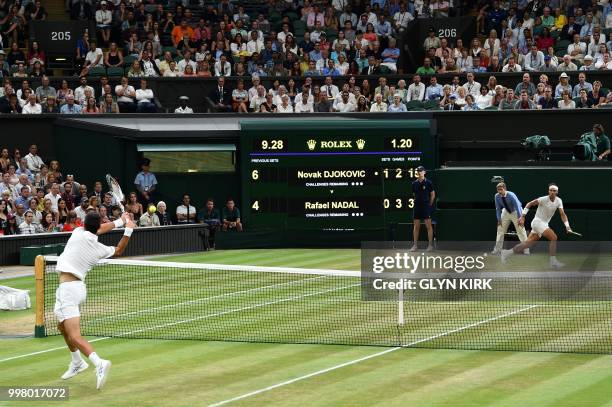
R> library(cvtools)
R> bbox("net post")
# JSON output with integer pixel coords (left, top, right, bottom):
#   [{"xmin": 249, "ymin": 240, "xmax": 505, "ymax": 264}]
[
  {"xmin": 398, "ymin": 287, "xmax": 405, "ymax": 326},
  {"xmin": 34, "ymin": 255, "xmax": 46, "ymax": 338}
]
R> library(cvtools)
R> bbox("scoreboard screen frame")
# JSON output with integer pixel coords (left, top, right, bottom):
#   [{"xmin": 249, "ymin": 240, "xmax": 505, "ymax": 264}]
[{"xmin": 240, "ymin": 119, "xmax": 436, "ymax": 235}]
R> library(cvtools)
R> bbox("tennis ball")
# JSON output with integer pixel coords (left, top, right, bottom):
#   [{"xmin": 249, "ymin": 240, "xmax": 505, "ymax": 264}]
[{"xmin": 148, "ymin": 205, "xmax": 157, "ymax": 213}]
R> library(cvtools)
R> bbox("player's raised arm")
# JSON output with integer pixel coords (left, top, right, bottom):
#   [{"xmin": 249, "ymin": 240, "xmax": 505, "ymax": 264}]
[
  {"xmin": 113, "ymin": 217, "xmax": 136, "ymax": 257},
  {"xmin": 97, "ymin": 213, "xmax": 129, "ymax": 235}
]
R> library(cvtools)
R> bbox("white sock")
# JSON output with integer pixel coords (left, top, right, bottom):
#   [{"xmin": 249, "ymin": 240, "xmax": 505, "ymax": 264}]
[
  {"xmin": 88, "ymin": 352, "xmax": 102, "ymax": 367},
  {"xmin": 70, "ymin": 350, "xmax": 83, "ymax": 364},
  {"xmin": 550, "ymin": 256, "xmax": 557, "ymax": 262}
]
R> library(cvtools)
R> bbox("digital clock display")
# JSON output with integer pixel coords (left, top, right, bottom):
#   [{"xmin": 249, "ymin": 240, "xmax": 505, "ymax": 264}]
[
  {"xmin": 253, "ymin": 138, "xmax": 288, "ymax": 152},
  {"xmin": 384, "ymin": 137, "xmax": 420, "ymax": 150},
  {"xmin": 240, "ymin": 120, "xmax": 434, "ymax": 235}
]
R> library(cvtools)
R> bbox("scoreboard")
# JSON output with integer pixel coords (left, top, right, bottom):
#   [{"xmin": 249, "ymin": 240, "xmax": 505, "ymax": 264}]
[{"xmin": 240, "ymin": 119, "xmax": 435, "ymax": 234}]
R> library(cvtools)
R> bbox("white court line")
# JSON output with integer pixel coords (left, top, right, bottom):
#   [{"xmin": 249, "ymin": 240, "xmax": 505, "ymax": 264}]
[
  {"xmin": 0, "ymin": 282, "xmax": 359, "ymax": 363},
  {"xmin": 0, "ymin": 336, "xmax": 110, "ymax": 363},
  {"xmin": 207, "ymin": 305, "xmax": 538, "ymax": 407}
]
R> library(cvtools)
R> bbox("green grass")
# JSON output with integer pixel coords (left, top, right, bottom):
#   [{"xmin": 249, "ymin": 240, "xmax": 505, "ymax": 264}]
[{"xmin": 1, "ymin": 249, "xmax": 612, "ymax": 406}]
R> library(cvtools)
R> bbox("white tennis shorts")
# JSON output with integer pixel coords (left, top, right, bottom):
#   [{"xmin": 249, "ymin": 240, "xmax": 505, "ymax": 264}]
[
  {"xmin": 530, "ymin": 217, "xmax": 550, "ymax": 237},
  {"xmin": 54, "ymin": 281, "xmax": 86, "ymax": 323}
]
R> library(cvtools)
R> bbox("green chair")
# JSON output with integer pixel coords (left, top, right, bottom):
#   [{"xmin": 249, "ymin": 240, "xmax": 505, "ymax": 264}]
[
  {"xmin": 599, "ymin": 104, "xmax": 612, "ymax": 108},
  {"xmin": 554, "ymin": 40, "xmax": 570, "ymax": 51},
  {"xmin": 423, "ymin": 99, "xmax": 439, "ymax": 110},
  {"xmin": 406, "ymin": 100, "xmax": 424, "ymax": 110},
  {"xmin": 285, "ymin": 11, "xmax": 298, "ymax": 21},
  {"xmin": 162, "ymin": 46, "xmax": 178, "ymax": 56},
  {"xmin": 484, "ymin": 105, "xmax": 499, "ymax": 110},
  {"xmin": 88, "ymin": 66, "xmax": 107, "ymax": 77},
  {"xmin": 107, "ymin": 66, "xmax": 124, "ymax": 77},
  {"xmin": 293, "ymin": 20, "xmax": 306, "ymax": 31},
  {"xmin": 123, "ymin": 55, "xmax": 138, "ymax": 66}
]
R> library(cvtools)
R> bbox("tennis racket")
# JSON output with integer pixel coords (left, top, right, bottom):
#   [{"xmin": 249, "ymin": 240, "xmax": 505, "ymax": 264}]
[
  {"xmin": 567, "ymin": 230, "xmax": 582, "ymax": 237},
  {"xmin": 106, "ymin": 173, "xmax": 125, "ymax": 213}
]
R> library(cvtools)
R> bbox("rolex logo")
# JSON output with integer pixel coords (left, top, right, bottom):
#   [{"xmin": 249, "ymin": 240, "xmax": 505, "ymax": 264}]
[
  {"xmin": 307, "ymin": 139, "xmax": 317, "ymax": 151},
  {"xmin": 356, "ymin": 139, "xmax": 366, "ymax": 150}
]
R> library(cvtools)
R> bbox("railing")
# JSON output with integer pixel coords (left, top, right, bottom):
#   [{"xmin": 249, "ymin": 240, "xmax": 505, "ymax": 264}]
[{"xmin": 0, "ymin": 224, "xmax": 209, "ymax": 266}]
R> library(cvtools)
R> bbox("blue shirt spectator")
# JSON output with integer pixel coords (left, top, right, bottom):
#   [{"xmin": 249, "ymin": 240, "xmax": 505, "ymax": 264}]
[
  {"xmin": 60, "ymin": 102, "xmax": 83, "ymax": 114},
  {"xmin": 15, "ymin": 195, "xmax": 30, "ymax": 208},
  {"xmin": 572, "ymin": 80, "xmax": 593, "ymax": 98},
  {"xmin": 388, "ymin": 103, "xmax": 407, "ymax": 112},
  {"xmin": 321, "ymin": 67, "xmax": 340, "ymax": 76},
  {"xmin": 381, "ymin": 46, "xmax": 400, "ymax": 64},
  {"xmin": 579, "ymin": 19, "xmax": 594, "ymax": 39},
  {"xmin": 16, "ymin": 167, "xmax": 33, "ymax": 181},
  {"xmin": 425, "ymin": 82, "xmax": 444, "ymax": 100},
  {"xmin": 375, "ymin": 19, "xmax": 393, "ymax": 38},
  {"xmin": 309, "ymin": 48, "xmax": 323, "ymax": 62}
]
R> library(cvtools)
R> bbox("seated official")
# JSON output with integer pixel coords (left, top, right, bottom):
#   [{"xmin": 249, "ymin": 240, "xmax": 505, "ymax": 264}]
[
  {"xmin": 197, "ymin": 198, "xmax": 221, "ymax": 249},
  {"xmin": 222, "ymin": 198, "xmax": 242, "ymax": 231}
]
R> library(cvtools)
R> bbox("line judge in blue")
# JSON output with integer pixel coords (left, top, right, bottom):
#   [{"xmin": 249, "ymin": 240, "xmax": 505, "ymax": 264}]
[
  {"xmin": 493, "ymin": 182, "xmax": 528, "ymax": 254},
  {"xmin": 410, "ymin": 166, "xmax": 435, "ymax": 252}
]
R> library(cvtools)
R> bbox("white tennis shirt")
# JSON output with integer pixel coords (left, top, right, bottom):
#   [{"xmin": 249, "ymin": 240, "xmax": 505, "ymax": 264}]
[
  {"xmin": 534, "ymin": 195, "xmax": 563, "ymax": 224},
  {"xmin": 56, "ymin": 227, "xmax": 115, "ymax": 280}
]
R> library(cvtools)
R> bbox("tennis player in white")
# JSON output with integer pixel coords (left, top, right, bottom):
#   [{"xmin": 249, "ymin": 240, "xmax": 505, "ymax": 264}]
[
  {"xmin": 55, "ymin": 211, "xmax": 135, "ymax": 389},
  {"xmin": 501, "ymin": 183, "xmax": 572, "ymax": 268}
]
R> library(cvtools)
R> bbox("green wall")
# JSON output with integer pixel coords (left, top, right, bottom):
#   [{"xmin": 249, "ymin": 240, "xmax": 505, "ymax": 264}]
[
  {"xmin": 52, "ymin": 125, "xmax": 241, "ymax": 217},
  {"xmin": 50, "ymin": 123, "xmax": 609, "ymax": 244}
]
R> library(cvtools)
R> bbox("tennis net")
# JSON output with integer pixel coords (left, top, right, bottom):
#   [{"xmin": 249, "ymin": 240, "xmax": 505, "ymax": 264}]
[{"xmin": 38, "ymin": 256, "xmax": 612, "ymax": 354}]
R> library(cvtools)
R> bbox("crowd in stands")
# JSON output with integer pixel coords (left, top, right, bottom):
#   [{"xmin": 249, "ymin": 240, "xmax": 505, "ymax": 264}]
[
  {"xmin": 0, "ymin": 0, "xmax": 611, "ymax": 112},
  {"xmin": 1, "ymin": 70, "xmax": 611, "ymax": 112},
  {"xmin": 0, "ymin": 145, "xmax": 242, "ymax": 240}
]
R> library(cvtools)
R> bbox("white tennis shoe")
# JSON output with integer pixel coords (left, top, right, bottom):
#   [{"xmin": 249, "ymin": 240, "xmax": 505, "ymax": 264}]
[
  {"xmin": 500, "ymin": 249, "xmax": 513, "ymax": 263},
  {"xmin": 61, "ymin": 360, "xmax": 88, "ymax": 380},
  {"xmin": 96, "ymin": 359, "xmax": 112, "ymax": 390},
  {"xmin": 550, "ymin": 258, "xmax": 565, "ymax": 269}
]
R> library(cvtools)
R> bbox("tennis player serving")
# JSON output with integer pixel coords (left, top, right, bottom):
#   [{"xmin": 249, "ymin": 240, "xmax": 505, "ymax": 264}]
[
  {"xmin": 501, "ymin": 183, "xmax": 572, "ymax": 269},
  {"xmin": 54, "ymin": 212, "xmax": 135, "ymax": 389}
]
